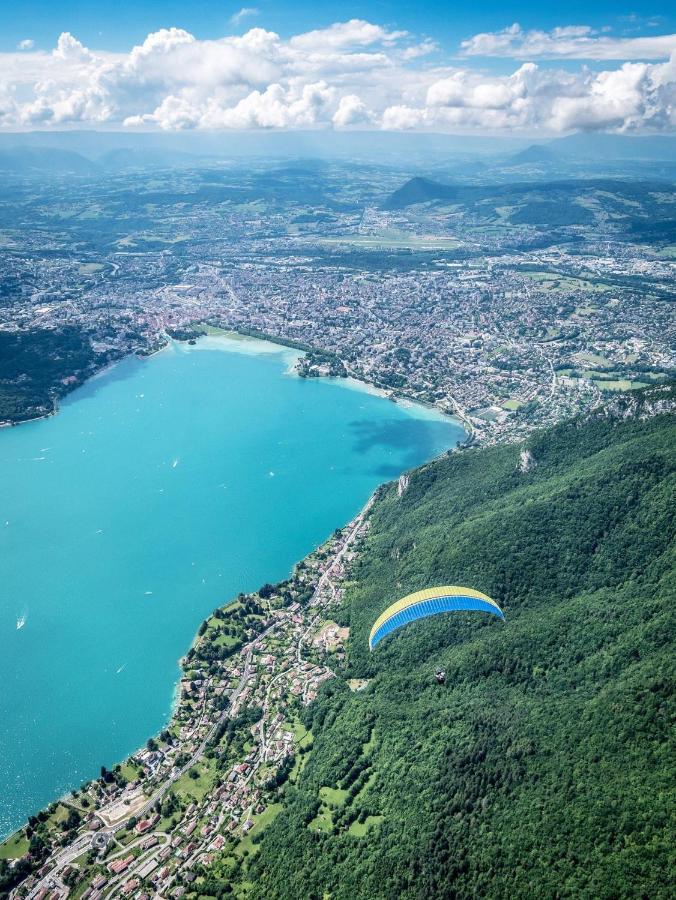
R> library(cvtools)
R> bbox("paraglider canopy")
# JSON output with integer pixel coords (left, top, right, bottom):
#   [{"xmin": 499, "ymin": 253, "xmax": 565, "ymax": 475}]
[{"xmin": 369, "ymin": 585, "xmax": 503, "ymax": 651}]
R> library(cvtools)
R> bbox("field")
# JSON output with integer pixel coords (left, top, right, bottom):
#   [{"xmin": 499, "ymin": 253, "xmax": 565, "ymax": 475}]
[
  {"xmin": 308, "ymin": 785, "xmax": 350, "ymax": 832},
  {"xmin": 522, "ymin": 271, "xmax": 611, "ymax": 293},
  {"xmin": 283, "ymin": 720, "xmax": 313, "ymax": 749},
  {"xmin": 501, "ymin": 399, "xmax": 524, "ymax": 411},
  {"xmin": 573, "ymin": 351, "xmax": 609, "ymax": 366},
  {"xmin": 317, "ymin": 233, "xmax": 462, "ymax": 250},
  {"xmin": 232, "ymin": 803, "xmax": 284, "ymax": 857},
  {"xmin": 119, "ymin": 760, "xmax": 142, "ymax": 782},
  {"xmin": 172, "ymin": 757, "xmax": 216, "ymax": 804},
  {"xmin": 319, "ymin": 786, "xmax": 349, "ymax": 806},
  {"xmin": 0, "ymin": 833, "xmax": 29, "ymax": 860},
  {"xmin": 347, "ymin": 815, "xmax": 384, "ymax": 837},
  {"xmin": 199, "ymin": 325, "xmax": 240, "ymax": 338},
  {"xmin": 596, "ymin": 379, "xmax": 649, "ymax": 391},
  {"xmin": 347, "ymin": 678, "xmax": 371, "ymax": 692}
]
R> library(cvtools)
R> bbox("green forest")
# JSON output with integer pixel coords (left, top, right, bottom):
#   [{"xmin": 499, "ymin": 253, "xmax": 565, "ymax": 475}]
[
  {"xmin": 0, "ymin": 327, "xmax": 129, "ymax": 424},
  {"xmin": 0, "ymin": 328, "xmax": 98, "ymax": 423},
  {"xmin": 204, "ymin": 391, "xmax": 675, "ymax": 898}
]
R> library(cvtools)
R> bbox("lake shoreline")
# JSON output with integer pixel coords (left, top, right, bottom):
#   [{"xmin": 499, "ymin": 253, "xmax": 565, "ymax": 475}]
[
  {"xmin": 0, "ymin": 493, "xmax": 377, "ymax": 888},
  {"xmin": 0, "ymin": 493, "xmax": 369, "ymax": 851},
  {"xmin": 0, "ymin": 338, "xmax": 465, "ymax": 842},
  {"xmin": 2, "ymin": 327, "xmax": 466, "ymax": 433}
]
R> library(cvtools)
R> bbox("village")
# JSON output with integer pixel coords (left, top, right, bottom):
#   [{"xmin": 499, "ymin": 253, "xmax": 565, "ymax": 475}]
[{"xmin": 8, "ymin": 503, "xmax": 371, "ymax": 900}]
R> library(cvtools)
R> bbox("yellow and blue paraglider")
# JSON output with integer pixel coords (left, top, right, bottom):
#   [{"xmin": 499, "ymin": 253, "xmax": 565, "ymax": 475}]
[{"xmin": 369, "ymin": 585, "xmax": 503, "ymax": 651}]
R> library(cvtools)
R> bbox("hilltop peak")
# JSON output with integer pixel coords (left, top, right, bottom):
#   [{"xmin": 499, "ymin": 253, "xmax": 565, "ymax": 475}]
[
  {"xmin": 508, "ymin": 144, "xmax": 558, "ymax": 166},
  {"xmin": 381, "ymin": 176, "xmax": 458, "ymax": 210}
]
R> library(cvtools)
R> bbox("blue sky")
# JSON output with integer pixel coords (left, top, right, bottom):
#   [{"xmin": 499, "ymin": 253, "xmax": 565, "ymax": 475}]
[
  {"xmin": 0, "ymin": 3, "xmax": 674, "ymax": 133},
  {"xmin": 3, "ymin": 0, "xmax": 674, "ymax": 55}
]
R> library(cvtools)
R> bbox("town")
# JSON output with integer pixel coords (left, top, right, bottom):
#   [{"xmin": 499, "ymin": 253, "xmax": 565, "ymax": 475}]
[{"xmin": 1, "ymin": 163, "xmax": 673, "ymax": 445}]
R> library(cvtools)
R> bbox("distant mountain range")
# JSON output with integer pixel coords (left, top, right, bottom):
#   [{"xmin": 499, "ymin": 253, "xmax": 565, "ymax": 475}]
[
  {"xmin": 0, "ymin": 130, "xmax": 673, "ymax": 175},
  {"xmin": 382, "ymin": 176, "xmax": 460, "ymax": 208},
  {"xmin": 0, "ymin": 147, "xmax": 100, "ymax": 176},
  {"xmin": 0, "ymin": 146, "xmax": 200, "ymax": 175},
  {"xmin": 552, "ymin": 132, "xmax": 676, "ymax": 160},
  {"xmin": 381, "ymin": 174, "xmax": 673, "ymax": 218}
]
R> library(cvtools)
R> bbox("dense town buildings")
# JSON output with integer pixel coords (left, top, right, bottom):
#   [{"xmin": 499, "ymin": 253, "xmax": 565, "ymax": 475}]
[{"xmin": 1, "ymin": 166, "xmax": 673, "ymax": 443}]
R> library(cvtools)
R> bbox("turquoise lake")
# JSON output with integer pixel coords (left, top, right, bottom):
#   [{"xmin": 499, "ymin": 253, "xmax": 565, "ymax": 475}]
[{"xmin": 0, "ymin": 336, "xmax": 463, "ymax": 838}]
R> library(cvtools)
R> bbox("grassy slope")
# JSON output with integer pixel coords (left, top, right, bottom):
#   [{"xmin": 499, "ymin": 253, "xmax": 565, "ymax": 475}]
[{"xmin": 239, "ymin": 406, "xmax": 675, "ymax": 900}]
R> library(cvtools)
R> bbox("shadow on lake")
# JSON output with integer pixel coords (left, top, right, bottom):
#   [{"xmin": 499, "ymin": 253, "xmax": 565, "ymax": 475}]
[{"xmin": 348, "ymin": 416, "xmax": 454, "ymax": 476}]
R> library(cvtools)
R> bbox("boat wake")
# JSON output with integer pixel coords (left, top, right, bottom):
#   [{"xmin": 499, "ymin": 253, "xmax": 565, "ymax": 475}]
[{"xmin": 16, "ymin": 612, "xmax": 27, "ymax": 630}]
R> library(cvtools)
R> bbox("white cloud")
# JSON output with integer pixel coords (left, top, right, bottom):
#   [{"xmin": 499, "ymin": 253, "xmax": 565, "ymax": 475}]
[
  {"xmin": 230, "ymin": 7, "xmax": 259, "ymax": 27},
  {"xmin": 391, "ymin": 55, "xmax": 676, "ymax": 133},
  {"xmin": 401, "ymin": 39, "xmax": 438, "ymax": 60},
  {"xmin": 381, "ymin": 105, "xmax": 426, "ymax": 130},
  {"xmin": 548, "ymin": 57, "xmax": 676, "ymax": 131},
  {"xmin": 17, "ymin": 39, "xmax": 35, "ymax": 51},
  {"xmin": 0, "ymin": 19, "xmax": 674, "ymax": 134},
  {"xmin": 53, "ymin": 31, "xmax": 95, "ymax": 62},
  {"xmin": 289, "ymin": 19, "xmax": 406, "ymax": 51},
  {"xmin": 461, "ymin": 22, "xmax": 676, "ymax": 60},
  {"xmin": 426, "ymin": 64, "xmax": 538, "ymax": 111},
  {"xmin": 130, "ymin": 81, "xmax": 334, "ymax": 130},
  {"xmin": 332, "ymin": 94, "xmax": 373, "ymax": 127}
]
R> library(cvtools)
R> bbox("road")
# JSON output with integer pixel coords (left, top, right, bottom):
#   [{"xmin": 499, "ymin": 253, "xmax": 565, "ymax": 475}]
[
  {"xmin": 296, "ymin": 500, "xmax": 371, "ymax": 666},
  {"xmin": 19, "ymin": 649, "xmax": 260, "ymax": 900}
]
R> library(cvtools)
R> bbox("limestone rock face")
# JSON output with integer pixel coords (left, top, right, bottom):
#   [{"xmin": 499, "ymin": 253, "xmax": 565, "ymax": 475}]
[
  {"xmin": 397, "ymin": 473, "xmax": 410, "ymax": 497},
  {"xmin": 518, "ymin": 449, "xmax": 536, "ymax": 473}
]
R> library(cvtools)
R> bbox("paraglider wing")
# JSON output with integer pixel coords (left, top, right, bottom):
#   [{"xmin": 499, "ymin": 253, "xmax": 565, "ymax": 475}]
[{"xmin": 369, "ymin": 586, "xmax": 503, "ymax": 650}]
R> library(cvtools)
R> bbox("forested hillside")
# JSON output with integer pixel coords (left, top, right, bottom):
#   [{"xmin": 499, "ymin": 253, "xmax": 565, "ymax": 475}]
[
  {"xmin": 381, "ymin": 177, "xmax": 676, "ymax": 245},
  {"xmin": 0, "ymin": 328, "xmax": 106, "ymax": 424},
  {"xmin": 206, "ymin": 393, "xmax": 675, "ymax": 899}
]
